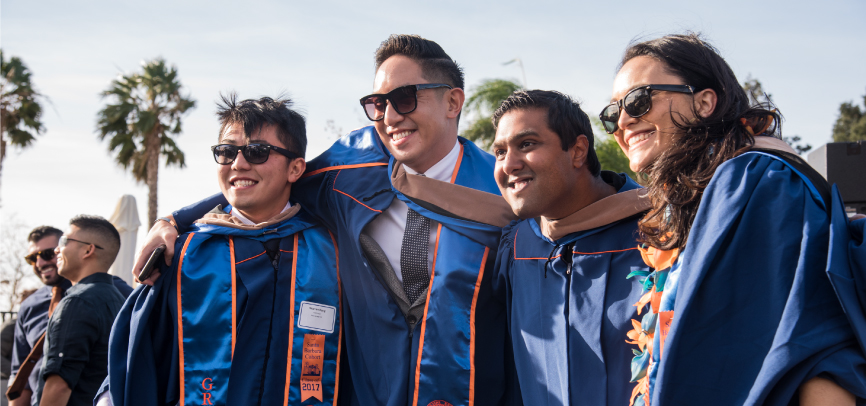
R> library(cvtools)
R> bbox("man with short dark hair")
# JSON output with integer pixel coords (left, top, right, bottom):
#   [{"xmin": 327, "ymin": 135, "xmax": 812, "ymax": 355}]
[
  {"xmin": 490, "ymin": 90, "xmax": 651, "ymax": 405},
  {"xmin": 102, "ymin": 95, "xmax": 343, "ymax": 406},
  {"xmin": 7, "ymin": 227, "xmax": 131, "ymax": 406},
  {"xmin": 35, "ymin": 215, "xmax": 125, "ymax": 406},
  {"xmin": 139, "ymin": 35, "xmax": 517, "ymax": 406}
]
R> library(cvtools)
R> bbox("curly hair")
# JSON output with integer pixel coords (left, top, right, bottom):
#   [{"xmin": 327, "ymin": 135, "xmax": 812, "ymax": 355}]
[{"xmin": 622, "ymin": 33, "xmax": 781, "ymax": 250}]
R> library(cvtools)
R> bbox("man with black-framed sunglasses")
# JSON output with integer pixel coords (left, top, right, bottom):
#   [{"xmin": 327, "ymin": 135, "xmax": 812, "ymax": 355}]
[
  {"xmin": 359, "ymin": 83, "xmax": 453, "ymax": 121},
  {"xmin": 100, "ymin": 95, "xmax": 344, "ymax": 406},
  {"xmin": 35, "ymin": 215, "xmax": 126, "ymax": 406},
  {"xmin": 7, "ymin": 227, "xmax": 132, "ymax": 406}
]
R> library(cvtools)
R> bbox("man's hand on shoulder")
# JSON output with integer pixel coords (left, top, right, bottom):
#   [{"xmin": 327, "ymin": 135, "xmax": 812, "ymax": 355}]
[{"xmin": 133, "ymin": 216, "xmax": 179, "ymax": 286}]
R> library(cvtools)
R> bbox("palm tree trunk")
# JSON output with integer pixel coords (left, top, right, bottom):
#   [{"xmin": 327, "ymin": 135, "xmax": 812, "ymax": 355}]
[{"xmin": 145, "ymin": 128, "xmax": 160, "ymax": 225}]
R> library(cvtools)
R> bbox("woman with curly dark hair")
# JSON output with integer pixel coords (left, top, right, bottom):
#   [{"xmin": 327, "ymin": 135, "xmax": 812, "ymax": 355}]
[{"xmin": 599, "ymin": 33, "xmax": 866, "ymax": 405}]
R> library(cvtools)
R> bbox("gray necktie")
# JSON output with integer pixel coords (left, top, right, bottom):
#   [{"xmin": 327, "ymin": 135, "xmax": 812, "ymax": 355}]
[{"xmin": 401, "ymin": 207, "xmax": 430, "ymax": 304}]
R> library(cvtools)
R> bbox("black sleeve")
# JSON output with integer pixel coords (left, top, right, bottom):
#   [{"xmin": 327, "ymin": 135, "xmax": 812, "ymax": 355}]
[
  {"xmin": 41, "ymin": 297, "xmax": 99, "ymax": 389},
  {"xmin": 1, "ymin": 320, "xmax": 16, "ymax": 377}
]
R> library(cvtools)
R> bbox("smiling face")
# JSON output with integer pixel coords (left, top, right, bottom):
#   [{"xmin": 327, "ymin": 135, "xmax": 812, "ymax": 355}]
[
  {"xmin": 28, "ymin": 234, "xmax": 62, "ymax": 286},
  {"xmin": 55, "ymin": 226, "xmax": 87, "ymax": 283},
  {"xmin": 493, "ymin": 108, "xmax": 583, "ymax": 220},
  {"xmin": 372, "ymin": 55, "xmax": 462, "ymax": 173},
  {"xmin": 611, "ymin": 56, "xmax": 698, "ymax": 172},
  {"xmin": 217, "ymin": 123, "xmax": 304, "ymax": 223}
]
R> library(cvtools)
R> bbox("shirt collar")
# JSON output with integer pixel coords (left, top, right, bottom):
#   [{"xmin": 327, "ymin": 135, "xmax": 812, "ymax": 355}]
[
  {"xmin": 403, "ymin": 139, "xmax": 461, "ymax": 182},
  {"xmin": 230, "ymin": 199, "xmax": 294, "ymax": 226},
  {"xmin": 71, "ymin": 272, "xmax": 114, "ymax": 288}
]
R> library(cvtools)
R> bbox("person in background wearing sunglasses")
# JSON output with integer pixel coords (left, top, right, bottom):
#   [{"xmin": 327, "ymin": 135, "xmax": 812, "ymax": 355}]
[
  {"xmin": 489, "ymin": 90, "xmax": 652, "ymax": 406},
  {"xmin": 96, "ymin": 95, "xmax": 343, "ymax": 406},
  {"xmin": 602, "ymin": 33, "xmax": 866, "ymax": 405},
  {"xmin": 132, "ymin": 35, "xmax": 518, "ymax": 406},
  {"xmin": 7, "ymin": 227, "xmax": 131, "ymax": 406},
  {"xmin": 34, "ymin": 215, "xmax": 125, "ymax": 406}
]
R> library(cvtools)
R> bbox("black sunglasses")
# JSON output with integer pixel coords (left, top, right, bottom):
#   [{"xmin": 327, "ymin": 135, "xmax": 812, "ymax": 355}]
[
  {"xmin": 599, "ymin": 84, "xmax": 695, "ymax": 134},
  {"xmin": 25, "ymin": 248, "xmax": 57, "ymax": 265},
  {"xmin": 59, "ymin": 236, "xmax": 104, "ymax": 250},
  {"xmin": 359, "ymin": 83, "xmax": 453, "ymax": 121},
  {"xmin": 211, "ymin": 143, "xmax": 301, "ymax": 165}
]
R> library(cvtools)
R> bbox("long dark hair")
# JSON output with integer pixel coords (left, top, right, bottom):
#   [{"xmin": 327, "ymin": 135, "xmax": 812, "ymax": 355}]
[{"xmin": 623, "ymin": 33, "xmax": 781, "ymax": 250}]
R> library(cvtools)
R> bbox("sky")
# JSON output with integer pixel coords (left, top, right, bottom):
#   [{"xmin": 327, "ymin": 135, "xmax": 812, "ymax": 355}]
[{"xmin": 2, "ymin": 0, "xmax": 865, "ymax": 290}]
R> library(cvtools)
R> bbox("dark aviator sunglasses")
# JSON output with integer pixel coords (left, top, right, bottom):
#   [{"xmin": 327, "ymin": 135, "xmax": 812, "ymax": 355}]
[
  {"xmin": 25, "ymin": 248, "xmax": 56, "ymax": 265},
  {"xmin": 211, "ymin": 144, "xmax": 301, "ymax": 165},
  {"xmin": 359, "ymin": 83, "xmax": 453, "ymax": 121},
  {"xmin": 599, "ymin": 84, "xmax": 695, "ymax": 134}
]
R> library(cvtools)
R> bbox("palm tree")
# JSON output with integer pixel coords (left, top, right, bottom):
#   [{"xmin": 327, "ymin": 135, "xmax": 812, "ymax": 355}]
[
  {"xmin": 591, "ymin": 117, "xmax": 640, "ymax": 182},
  {"xmin": 97, "ymin": 58, "xmax": 196, "ymax": 225},
  {"xmin": 461, "ymin": 78, "xmax": 522, "ymax": 150},
  {"xmin": 1, "ymin": 50, "xmax": 46, "ymax": 196}
]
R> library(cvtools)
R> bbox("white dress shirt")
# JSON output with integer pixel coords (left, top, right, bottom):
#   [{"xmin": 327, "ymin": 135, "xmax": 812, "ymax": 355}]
[
  {"xmin": 230, "ymin": 199, "xmax": 294, "ymax": 225},
  {"xmin": 363, "ymin": 139, "xmax": 461, "ymax": 282}
]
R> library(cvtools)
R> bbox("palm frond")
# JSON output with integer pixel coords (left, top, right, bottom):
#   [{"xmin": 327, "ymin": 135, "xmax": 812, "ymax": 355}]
[
  {"xmin": 95, "ymin": 57, "xmax": 196, "ymax": 175},
  {"xmin": 464, "ymin": 79, "xmax": 522, "ymax": 118},
  {"xmin": 1, "ymin": 50, "xmax": 46, "ymax": 148},
  {"xmin": 460, "ymin": 78, "xmax": 522, "ymax": 150}
]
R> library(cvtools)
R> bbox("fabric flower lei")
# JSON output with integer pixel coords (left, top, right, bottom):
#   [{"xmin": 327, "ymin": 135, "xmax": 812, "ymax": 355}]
[{"xmin": 626, "ymin": 244, "xmax": 680, "ymax": 406}]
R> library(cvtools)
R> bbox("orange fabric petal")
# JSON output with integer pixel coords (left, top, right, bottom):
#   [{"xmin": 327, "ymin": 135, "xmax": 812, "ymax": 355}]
[
  {"xmin": 650, "ymin": 289, "xmax": 663, "ymax": 314},
  {"xmin": 638, "ymin": 245, "xmax": 680, "ymax": 270},
  {"xmin": 629, "ymin": 376, "xmax": 649, "ymax": 406},
  {"xmin": 626, "ymin": 320, "xmax": 641, "ymax": 344},
  {"xmin": 634, "ymin": 291, "xmax": 652, "ymax": 315}
]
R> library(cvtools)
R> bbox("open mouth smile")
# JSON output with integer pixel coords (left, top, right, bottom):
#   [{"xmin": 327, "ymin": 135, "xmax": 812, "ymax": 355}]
[
  {"xmin": 626, "ymin": 130, "xmax": 655, "ymax": 148},
  {"xmin": 508, "ymin": 178, "xmax": 533, "ymax": 193},
  {"xmin": 388, "ymin": 129, "xmax": 416, "ymax": 146},
  {"xmin": 231, "ymin": 179, "xmax": 258, "ymax": 188}
]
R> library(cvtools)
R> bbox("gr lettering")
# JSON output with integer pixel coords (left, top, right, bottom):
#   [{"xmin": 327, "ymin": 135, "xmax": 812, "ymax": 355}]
[{"xmin": 201, "ymin": 377, "xmax": 213, "ymax": 405}]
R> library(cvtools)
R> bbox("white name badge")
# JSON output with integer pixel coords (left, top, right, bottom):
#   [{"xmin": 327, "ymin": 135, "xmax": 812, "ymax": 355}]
[{"xmin": 298, "ymin": 301, "xmax": 337, "ymax": 334}]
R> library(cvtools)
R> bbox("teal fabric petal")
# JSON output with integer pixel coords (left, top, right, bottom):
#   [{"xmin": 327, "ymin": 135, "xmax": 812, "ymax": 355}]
[
  {"xmin": 630, "ymin": 348, "xmax": 650, "ymax": 382},
  {"xmin": 641, "ymin": 312, "xmax": 658, "ymax": 334},
  {"xmin": 626, "ymin": 269, "xmax": 652, "ymax": 280},
  {"xmin": 655, "ymin": 270, "xmax": 669, "ymax": 292}
]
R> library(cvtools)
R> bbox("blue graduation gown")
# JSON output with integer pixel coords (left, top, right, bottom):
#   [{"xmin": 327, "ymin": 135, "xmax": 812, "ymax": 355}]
[
  {"xmin": 171, "ymin": 127, "xmax": 518, "ymax": 406},
  {"xmin": 647, "ymin": 151, "xmax": 866, "ymax": 405},
  {"xmin": 493, "ymin": 173, "xmax": 651, "ymax": 406},
  {"xmin": 104, "ymin": 208, "xmax": 342, "ymax": 406},
  {"xmin": 826, "ymin": 184, "xmax": 866, "ymax": 360}
]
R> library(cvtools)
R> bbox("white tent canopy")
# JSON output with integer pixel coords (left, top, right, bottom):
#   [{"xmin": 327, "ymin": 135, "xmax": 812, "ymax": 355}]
[{"xmin": 108, "ymin": 194, "xmax": 141, "ymax": 286}]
